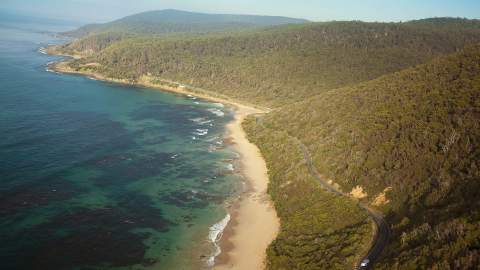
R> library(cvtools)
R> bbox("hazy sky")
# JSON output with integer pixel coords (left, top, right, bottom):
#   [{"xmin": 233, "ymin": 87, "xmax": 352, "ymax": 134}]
[{"xmin": 1, "ymin": 0, "xmax": 479, "ymax": 23}]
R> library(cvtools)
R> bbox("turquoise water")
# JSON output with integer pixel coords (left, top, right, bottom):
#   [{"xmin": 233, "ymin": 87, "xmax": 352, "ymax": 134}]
[{"xmin": 0, "ymin": 18, "xmax": 241, "ymax": 270}]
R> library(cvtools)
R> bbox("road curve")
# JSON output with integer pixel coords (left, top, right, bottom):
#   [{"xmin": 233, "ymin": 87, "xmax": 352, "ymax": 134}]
[
  {"xmin": 297, "ymin": 141, "xmax": 389, "ymax": 270},
  {"xmin": 356, "ymin": 206, "xmax": 390, "ymax": 269}
]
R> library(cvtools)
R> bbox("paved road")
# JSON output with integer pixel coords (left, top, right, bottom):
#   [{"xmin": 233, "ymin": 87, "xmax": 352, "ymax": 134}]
[
  {"xmin": 253, "ymin": 116, "xmax": 389, "ymax": 269},
  {"xmin": 357, "ymin": 206, "xmax": 390, "ymax": 269},
  {"xmin": 297, "ymin": 141, "xmax": 389, "ymax": 270}
]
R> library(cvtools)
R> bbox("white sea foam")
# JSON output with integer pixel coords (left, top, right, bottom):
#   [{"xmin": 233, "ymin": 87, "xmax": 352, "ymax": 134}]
[
  {"xmin": 203, "ymin": 120, "xmax": 214, "ymax": 125},
  {"xmin": 226, "ymin": 163, "xmax": 234, "ymax": 171},
  {"xmin": 190, "ymin": 117, "xmax": 214, "ymax": 125},
  {"xmin": 45, "ymin": 67, "xmax": 60, "ymax": 74},
  {"xmin": 208, "ymin": 108, "xmax": 225, "ymax": 117},
  {"xmin": 190, "ymin": 117, "xmax": 204, "ymax": 123},
  {"xmin": 212, "ymin": 103, "xmax": 224, "ymax": 108},
  {"xmin": 194, "ymin": 128, "xmax": 209, "ymax": 136},
  {"xmin": 38, "ymin": 47, "xmax": 47, "ymax": 54},
  {"xmin": 207, "ymin": 214, "xmax": 231, "ymax": 267},
  {"xmin": 205, "ymin": 136, "xmax": 220, "ymax": 142}
]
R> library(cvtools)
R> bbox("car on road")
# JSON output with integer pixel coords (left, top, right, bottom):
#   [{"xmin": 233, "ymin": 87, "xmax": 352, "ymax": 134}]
[{"xmin": 360, "ymin": 259, "xmax": 370, "ymax": 268}]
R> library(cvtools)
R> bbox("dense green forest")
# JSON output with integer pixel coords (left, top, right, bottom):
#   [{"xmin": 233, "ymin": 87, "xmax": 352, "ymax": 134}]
[
  {"xmin": 58, "ymin": 18, "xmax": 480, "ymax": 107},
  {"xmin": 258, "ymin": 44, "xmax": 480, "ymax": 269},
  {"xmin": 54, "ymin": 16, "xmax": 480, "ymax": 269},
  {"xmin": 59, "ymin": 9, "xmax": 307, "ymax": 56},
  {"xmin": 243, "ymin": 119, "xmax": 372, "ymax": 269}
]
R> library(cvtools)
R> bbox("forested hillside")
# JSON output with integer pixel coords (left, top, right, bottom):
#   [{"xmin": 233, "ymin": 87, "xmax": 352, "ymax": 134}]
[
  {"xmin": 59, "ymin": 19, "xmax": 480, "ymax": 106},
  {"xmin": 51, "ymin": 16, "xmax": 480, "ymax": 269},
  {"xmin": 57, "ymin": 9, "xmax": 307, "ymax": 56},
  {"xmin": 249, "ymin": 44, "xmax": 480, "ymax": 269},
  {"xmin": 242, "ymin": 119, "xmax": 373, "ymax": 269}
]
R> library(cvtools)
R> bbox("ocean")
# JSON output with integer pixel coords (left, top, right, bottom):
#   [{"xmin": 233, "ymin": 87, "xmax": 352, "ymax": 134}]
[{"xmin": 0, "ymin": 17, "xmax": 241, "ymax": 270}]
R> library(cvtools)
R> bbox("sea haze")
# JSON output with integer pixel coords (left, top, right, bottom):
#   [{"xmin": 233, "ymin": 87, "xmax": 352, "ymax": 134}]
[{"xmin": 0, "ymin": 16, "xmax": 241, "ymax": 270}]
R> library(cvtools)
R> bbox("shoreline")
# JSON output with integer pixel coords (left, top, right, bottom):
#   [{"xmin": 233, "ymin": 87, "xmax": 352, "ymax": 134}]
[
  {"xmin": 214, "ymin": 110, "xmax": 279, "ymax": 270},
  {"xmin": 47, "ymin": 55, "xmax": 279, "ymax": 270},
  {"xmin": 46, "ymin": 57, "xmax": 269, "ymax": 114}
]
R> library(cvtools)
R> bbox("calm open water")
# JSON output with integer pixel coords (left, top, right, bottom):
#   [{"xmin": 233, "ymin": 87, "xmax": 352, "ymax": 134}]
[{"xmin": 0, "ymin": 18, "xmax": 241, "ymax": 270}]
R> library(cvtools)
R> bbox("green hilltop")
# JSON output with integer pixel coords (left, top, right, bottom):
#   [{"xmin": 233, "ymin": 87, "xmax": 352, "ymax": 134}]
[
  {"xmin": 251, "ymin": 44, "xmax": 480, "ymax": 269},
  {"xmin": 53, "ymin": 14, "xmax": 480, "ymax": 269}
]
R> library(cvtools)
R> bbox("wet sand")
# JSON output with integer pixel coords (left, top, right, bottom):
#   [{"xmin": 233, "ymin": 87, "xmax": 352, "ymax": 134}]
[{"xmin": 214, "ymin": 110, "xmax": 279, "ymax": 270}]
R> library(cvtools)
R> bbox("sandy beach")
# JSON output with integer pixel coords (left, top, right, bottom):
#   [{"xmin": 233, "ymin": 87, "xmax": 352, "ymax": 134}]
[
  {"xmin": 48, "ymin": 56, "xmax": 280, "ymax": 270},
  {"xmin": 213, "ymin": 109, "xmax": 279, "ymax": 270}
]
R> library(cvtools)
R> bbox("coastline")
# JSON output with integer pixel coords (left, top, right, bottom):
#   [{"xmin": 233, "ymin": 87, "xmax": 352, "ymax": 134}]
[
  {"xmin": 46, "ymin": 58, "xmax": 269, "ymax": 113},
  {"xmin": 47, "ymin": 55, "xmax": 279, "ymax": 270},
  {"xmin": 214, "ymin": 110, "xmax": 279, "ymax": 270}
]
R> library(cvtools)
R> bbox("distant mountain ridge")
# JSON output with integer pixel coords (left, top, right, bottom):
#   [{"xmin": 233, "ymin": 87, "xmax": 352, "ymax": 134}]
[{"xmin": 64, "ymin": 9, "xmax": 309, "ymax": 37}]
